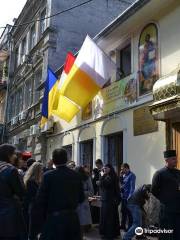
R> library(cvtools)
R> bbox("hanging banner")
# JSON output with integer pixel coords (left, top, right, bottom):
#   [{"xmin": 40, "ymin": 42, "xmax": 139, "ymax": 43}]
[{"xmin": 93, "ymin": 73, "xmax": 137, "ymax": 118}]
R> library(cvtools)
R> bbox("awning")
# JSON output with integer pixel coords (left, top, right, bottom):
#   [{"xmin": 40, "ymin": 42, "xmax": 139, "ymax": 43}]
[{"xmin": 150, "ymin": 69, "xmax": 180, "ymax": 120}]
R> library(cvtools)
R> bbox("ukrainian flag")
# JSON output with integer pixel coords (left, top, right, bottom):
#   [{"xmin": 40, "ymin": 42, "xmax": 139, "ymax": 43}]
[{"xmin": 41, "ymin": 67, "xmax": 58, "ymax": 127}]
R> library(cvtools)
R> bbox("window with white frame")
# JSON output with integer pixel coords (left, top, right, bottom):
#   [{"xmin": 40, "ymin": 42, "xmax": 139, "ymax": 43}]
[
  {"xmin": 30, "ymin": 24, "xmax": 36, "ymax": 50},
  {"xmin": 119, "ymin": 43, "xmax": 131, "ymax": 79},
  {"xmin": 34, "ymin": 69, "xmax": 42, "ymax": 103},
  {"xmin": 24, "ymin": 80, "xmax": 32, "ymax": 108},
  {"xmin": 40, "ymin": 9, "xmax": 47, "ymax": 35}
]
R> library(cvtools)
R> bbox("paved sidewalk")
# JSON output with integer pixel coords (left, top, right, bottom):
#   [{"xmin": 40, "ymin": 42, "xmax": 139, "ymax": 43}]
[
  {"xmin": 85, "ymin": 226, "xmax": 158, "ymax": 240},
  {"xmin": 85, "ymin": 226, "xmax": 120, "ymax": 240}
]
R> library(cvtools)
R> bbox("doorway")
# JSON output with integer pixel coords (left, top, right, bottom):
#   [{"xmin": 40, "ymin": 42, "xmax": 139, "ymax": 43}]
[
  {"xmin": 80, "ymin": 139, "xmax": 93, "ymax": 172},
  {"xmin": 63, "ymin": 144, "xmax": 72, "ymax": 162},
  {"xmin": 173, "ymin": 123, "xmax": 180, "ymax": 169},
  {"xmin": 104, "ymin": 132, "xmax": 123, "ymax": 174}
]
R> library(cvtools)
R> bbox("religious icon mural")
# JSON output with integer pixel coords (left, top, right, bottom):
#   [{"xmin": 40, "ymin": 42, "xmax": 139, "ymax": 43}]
[{"xmin": 138, "ymin": 23, "xmax": 159, "ymax": 96}]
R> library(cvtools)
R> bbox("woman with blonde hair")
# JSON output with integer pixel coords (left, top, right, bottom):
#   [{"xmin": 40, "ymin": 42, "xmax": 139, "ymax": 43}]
[{"xmin": 23, "ymin": 162, "xmax": 43, "ymax": 232}]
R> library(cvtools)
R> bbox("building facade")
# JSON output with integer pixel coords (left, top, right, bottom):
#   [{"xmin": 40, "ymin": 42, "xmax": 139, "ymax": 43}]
[
  {"xmin": 0, "ymin": 25, "xmax": 11, "ymax": 144},
  {"xmin": 47, "ymin": 0, "xmax": 180, "ymax": 186},
  {"xmin": 6, "ymin": 0, "xmax": 134, "ymax": 161}
]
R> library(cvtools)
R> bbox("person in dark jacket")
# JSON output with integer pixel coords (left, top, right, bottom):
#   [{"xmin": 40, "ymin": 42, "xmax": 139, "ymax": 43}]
[
  {"xmin": 123, "ymin": 184, "xmax": 151, "ymax": 240},
  {"xmin": 95, "ymin": 159, "xmax": 104, "ymax": 182},
  {"xmin": 99, "ymin": 164, "xmax": 120, "ymax": 240},
  {"xmin": 29, "ymin": 148, "xmax": 85, "ymax": 240},
  {"xmin": 23, "ymin": 162, "xmax": 43, "ymax": 232},
  {"xmin": 92, "ymin": 168, "xmax": 99, "ymax": 195},
  {"xmin": 0, "ymin": 144, "xmax": 26, "ymax": 240},
  {"xmin": 151, "ymin": 150, "xmax": 180, "ymax": 240},
  {"xmin": 90, "ymin": 168, "xmax": 101, "ymax": 224}
]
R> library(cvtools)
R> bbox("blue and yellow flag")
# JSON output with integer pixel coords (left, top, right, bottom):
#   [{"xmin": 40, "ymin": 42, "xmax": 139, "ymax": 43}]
[{"xmin": 41, "ymin": 67, "xmax": 58, "ymax": 127}]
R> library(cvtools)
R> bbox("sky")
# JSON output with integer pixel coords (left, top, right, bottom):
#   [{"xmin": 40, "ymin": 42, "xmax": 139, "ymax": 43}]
[{"xmin": 0, "ymin": 0, "xmax": 27, "ymax": 36}]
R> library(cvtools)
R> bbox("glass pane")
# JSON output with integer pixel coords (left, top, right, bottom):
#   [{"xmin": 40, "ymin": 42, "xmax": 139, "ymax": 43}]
[
  {"xmin": 40, "ymin": 9, "xmax": 46, "ymax": 35},
  {"xmin": 30, "ymin": 25, "xmax": 36, "ymax": 49},
  {"xmin": 22, "ymin": 37, "xmax": 27, "ymax": 56}
]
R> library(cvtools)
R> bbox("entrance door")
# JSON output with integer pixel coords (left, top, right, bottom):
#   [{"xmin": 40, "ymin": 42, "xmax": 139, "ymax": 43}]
[
  {"xmin": 173, "ymin": 123, "xmax": 180, "ymax": 169},
  {"xmin": 80, "ymin": 140, "xmax": 93, "ymax": 172},
  {"xmin": 104, "ymin": 132, "xmax": 123, "ymax": 174},
  {"xmin": 63, "ymin": 145, "xmax": 72, "ymax": 161}
]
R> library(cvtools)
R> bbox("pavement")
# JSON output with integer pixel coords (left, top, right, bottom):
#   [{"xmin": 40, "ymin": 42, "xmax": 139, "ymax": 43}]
[{"xmin": 85, "ymin": 226, "xmax": 158, "ymax": 240}]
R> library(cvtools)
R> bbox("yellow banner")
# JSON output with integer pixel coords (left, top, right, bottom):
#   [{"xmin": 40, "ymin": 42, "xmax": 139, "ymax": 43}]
[{"xmin": 93, "ymin": 74, "xmax": 137, "ymax": 118}]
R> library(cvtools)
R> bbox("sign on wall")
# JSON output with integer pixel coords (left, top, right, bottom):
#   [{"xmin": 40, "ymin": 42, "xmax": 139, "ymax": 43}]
[
  {"xmin": 93, "ymin": 73, "xmax": 137, "ymax": 118},
  {"xmin": 133, "ymin": 106, "xmax": 158, "ymax": 136}
]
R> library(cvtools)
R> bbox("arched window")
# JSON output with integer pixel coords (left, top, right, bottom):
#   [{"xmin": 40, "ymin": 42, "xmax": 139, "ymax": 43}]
[{"xmin": 138, "ymin": 23, "xmax": 159, "ymax": 96}]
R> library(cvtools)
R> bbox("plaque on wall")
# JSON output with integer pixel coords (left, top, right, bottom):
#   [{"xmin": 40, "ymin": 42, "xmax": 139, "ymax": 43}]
[{"xmin": 133, "ymin": 106, "xmax": 158, "ymax": 136}]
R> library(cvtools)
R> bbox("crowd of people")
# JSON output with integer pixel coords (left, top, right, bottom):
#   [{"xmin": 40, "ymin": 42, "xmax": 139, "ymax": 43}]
[{"xmin": 0, "ymin": 143, "xmax": 180, "ymax": 240}]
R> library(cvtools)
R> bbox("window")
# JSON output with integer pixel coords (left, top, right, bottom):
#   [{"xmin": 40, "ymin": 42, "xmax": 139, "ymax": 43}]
[
  {"xmin": 14, "ymin": 47, "xmax": 19, "ymax": 69},
  {"xmin": 30, "ymin": 25, "xmax": 36, "ymax": 50},
  {"xmin": 138, "ymin": 23, "xmax": 158, "ymax": 96},
  {"xmin": 15, "ymin": 89, "xmax": 23, "ymax": 115},
  {"xmin": 21, "ymin": 37, "xmax": 27, "ymax": 57},
  {"xmin": 21, "ymin": 37, "xmax": 27, "ymax": 56},
  {"xmin": 9, "ymin": 95, "xmax": 15, "ymax": 118},
  {"xmin": 15, "ymin": 91, "xmax": 20, "ymax": 115},
  {"xmin": 24, "ymin": 80, "xmax": 32, "ymax": 108},
  {"xmin": 19, "ymin": 88, "xmax": 23, "ymax": 112},
  {"xmin": 119, "ymin": 44, "xmax": 131, "ymax": 79},
  {"xmin": 82, "ymin": 102, "xmax": 92, "ymax": 121},
  {"xmin": 40, "ymin": 9, "xmax": 46, "ymax": 35},
  {"xmin": 7, "ymin": 96, "xmax": 12, "ymax": 121},
  {"xmin": 34, "ymin": 69, "xmax": 42, "ymax": 103}
]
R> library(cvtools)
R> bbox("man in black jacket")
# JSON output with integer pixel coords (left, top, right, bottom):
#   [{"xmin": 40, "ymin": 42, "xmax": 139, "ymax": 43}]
[
  {"xmin": 30, "ymin": 148, "xmax": 85, "ymax": 240},
  {"xmin": 0, "ymin": 144, "xmax": 26, "ymax": 240},
  {"xmin": 151, "ymin": 150, "xmax": 180, "ymax": 240}
]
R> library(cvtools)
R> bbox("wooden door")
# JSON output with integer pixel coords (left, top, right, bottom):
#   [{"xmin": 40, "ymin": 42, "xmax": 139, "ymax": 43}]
[{"xmin": 173, "ymin": 123, "xmax": 180, "ymax": 169}]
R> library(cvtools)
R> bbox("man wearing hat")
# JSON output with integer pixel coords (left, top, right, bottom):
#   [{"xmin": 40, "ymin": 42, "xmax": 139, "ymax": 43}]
[{"xmin": 151, "ymin": 150, "xmax": 180, "ymax": 240}]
